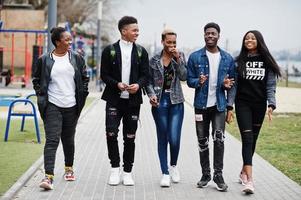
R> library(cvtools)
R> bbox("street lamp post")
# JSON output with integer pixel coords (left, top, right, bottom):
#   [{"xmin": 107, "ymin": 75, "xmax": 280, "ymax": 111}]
[
  {"xmin": 96, "ymin": 1, "xmax": 102, "ymax": 89},
  {"xmin": 47, "ymin": 0, "xmax": 57, "ymax": 52}
]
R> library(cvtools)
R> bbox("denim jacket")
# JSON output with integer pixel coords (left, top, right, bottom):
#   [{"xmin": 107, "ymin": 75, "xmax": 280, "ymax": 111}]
[
  {"xmin": 266, "ymin": 69, "xmax": 277, "ymax": 108},
  {"xmin": 187, "ymin": 47, "xmax": 235, "ymax": 111},
  {"xmin": 146, "ymin": 51, "xmax": 187, "ymax": 104}
]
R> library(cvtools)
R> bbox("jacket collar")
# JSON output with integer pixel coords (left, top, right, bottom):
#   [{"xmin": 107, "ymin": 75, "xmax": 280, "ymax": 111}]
[
  {"xmin": 115, "ymin": 40, "xmax": 138, "ymax": 49},
  {"xmin": 199, "ymin": 46, "xmax": 227, "ymax": 59},
  {"xmin": 46, "ymin": 50, "xmax": 78, "ymax": 72},
  {"xmin": 153, "ymin": 50, "xmax": 178, "ymax": 65},
  {"xmin": 152, "ymin": 51, "xmax": 161, "ymax": 62},
  {"xmin": 48, "ymin": 50, "xmax": 73, "ymax": 61},
  {"xmin": 113, "ymin": 40, "xmax": 139, "ymax": 74}
]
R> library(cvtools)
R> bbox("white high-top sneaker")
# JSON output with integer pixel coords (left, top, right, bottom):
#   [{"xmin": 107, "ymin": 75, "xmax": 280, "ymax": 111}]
[
  {"xmin": 169, "ymin": 165, "xmax": 180, "ymax": 183},
  {"xmin": 123, "ymin": 172, "xmax": 134, "ymax": 186},
  {"xmin": 108, "ymin": 167, "xmax": 120, "ymax": 185},
  {"xmin": 160, "ymin": 174, "xmax": 171, "ymax": 187}
]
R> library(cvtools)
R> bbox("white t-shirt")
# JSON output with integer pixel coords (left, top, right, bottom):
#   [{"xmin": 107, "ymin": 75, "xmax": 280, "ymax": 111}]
[
  {"xmin": 48, "ymin": 53, "xmax": 76, "ymax": 108},
  {"xmin": 206, "ymin": 50, "xmax": 221, "ymax": 108},
  {"xmin": 119, "ymin": 39, "xmax": 133, "ymax": 99}
]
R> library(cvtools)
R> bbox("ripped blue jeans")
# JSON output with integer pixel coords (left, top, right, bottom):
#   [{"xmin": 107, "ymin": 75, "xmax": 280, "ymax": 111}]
[
  {"xmin": 195, "ymin": 106, "xmax": 225, "ymax": 175},
  {"xmin": 152, "ymin": 91, "xmax": 184, "ymax": 175}
]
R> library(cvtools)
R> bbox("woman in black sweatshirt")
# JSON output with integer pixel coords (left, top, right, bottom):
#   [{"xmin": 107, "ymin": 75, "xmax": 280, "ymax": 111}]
[{"xmin": 234, "ymin": 30, "xmax": 281, "ymax": 194}]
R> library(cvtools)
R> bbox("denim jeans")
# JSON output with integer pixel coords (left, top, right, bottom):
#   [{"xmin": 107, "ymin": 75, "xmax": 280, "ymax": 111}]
[
  {"xmin": 105, "ymin": 99, "xmax": 140, "ymax": 172},
  {"xmin": 43, "ymin": 102, "xmax": 78, "ymax": 175},
  {"xmin": 195, "ymin": 106, "xmax": 225, "ymax": 175},
  {"xmin": 152, "ymin": 91, "xmax": 184, "ymax": 174},
  {"xmin": 235, "ymin": 99, "xmax": 266, "ymax": 165}
]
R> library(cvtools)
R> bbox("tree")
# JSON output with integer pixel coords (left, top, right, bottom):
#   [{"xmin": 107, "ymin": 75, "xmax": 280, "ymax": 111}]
[{"xmin": 82, "ymin": 0, "xmax": 121, "ymax": 46}]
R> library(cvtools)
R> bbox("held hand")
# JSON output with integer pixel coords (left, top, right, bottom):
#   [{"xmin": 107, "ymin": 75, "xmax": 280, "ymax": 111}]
[
  {"xmin": 127, "ymin": 83, "xmax": 140, "ymax": 94},
  {"xmin": 117, "ymin": 82, "xmax": 128, "ymax": 91},
  {"xmin": 170, "ymin": 47, "xmax": 180, "ymax": 61},
  {"xmin": 267, "ymin": 107, "xmax": 273, "ymax": 121},
  {"xmin": 226, "ymin": 110, "xmax": 234, "ymax": 124},
  {"xmin": 223, "ymin": 75, "xmax": 235, "ymax": 89},
  {"xmin": 199, "ymin": 74, "xmax": 208, "ymax": 85},
  {"xmin": 149, "ymin": 95, "xmax": 159, "ymax": 107}
]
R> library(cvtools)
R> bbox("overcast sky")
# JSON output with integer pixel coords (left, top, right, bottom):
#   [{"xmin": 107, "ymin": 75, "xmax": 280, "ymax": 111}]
[{"xmin": 113, "ymin": 0, "xmax": 301, "ymax": 52}]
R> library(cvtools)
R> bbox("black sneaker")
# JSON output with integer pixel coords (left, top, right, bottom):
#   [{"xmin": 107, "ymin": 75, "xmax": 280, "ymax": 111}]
[
  {"xmin": 197, "ymin": 174, "xmax": 211, "ymax": 188},
  {"xmin": 213, "ymin": 173, "xmax": 228, "ymax": 192}
]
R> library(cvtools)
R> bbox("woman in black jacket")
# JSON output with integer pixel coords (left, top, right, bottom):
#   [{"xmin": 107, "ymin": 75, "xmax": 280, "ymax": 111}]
[{"xmin": 32, "ymin": 27, "xmax": 89, "ymax": 190}]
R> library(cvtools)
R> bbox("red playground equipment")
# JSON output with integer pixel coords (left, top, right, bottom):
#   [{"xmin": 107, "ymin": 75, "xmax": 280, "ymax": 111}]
[{"xmin": 0, "ymin": 29, "xmax": 46, "ymax": 87}]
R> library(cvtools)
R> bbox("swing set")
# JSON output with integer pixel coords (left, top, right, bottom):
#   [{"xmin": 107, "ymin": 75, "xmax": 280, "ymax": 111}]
[{"xmin": 0, "ymin": 29, "xmax": 46, "ymax": 87}]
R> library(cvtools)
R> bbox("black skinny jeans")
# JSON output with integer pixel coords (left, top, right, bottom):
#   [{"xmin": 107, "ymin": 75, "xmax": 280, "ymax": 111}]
[
  {"xmin": 105, "ymin": 99, "xmax": 140, "ymax": 173},
  {"xmin": 43, "ymin": 102, "xmax": 78, "ymax": 175},
  {"xmin": 195, "ymin": 106, "xmax": 226, "ymax": 175},
  {"xmin": 235, "ymin": 99, "xmax": 266, "ymax": 165}
]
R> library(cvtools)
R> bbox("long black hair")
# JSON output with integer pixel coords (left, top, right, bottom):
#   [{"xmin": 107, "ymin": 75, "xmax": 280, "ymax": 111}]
[{"xmin": 236, "ymin": 30, "xmax": 281, "ymax": 78}]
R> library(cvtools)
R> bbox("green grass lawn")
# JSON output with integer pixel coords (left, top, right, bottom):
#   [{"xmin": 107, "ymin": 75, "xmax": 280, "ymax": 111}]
[
  {"xmin": 0, "ymin": 119, "xmax": 45, "ymax": 196},
  {"xmin": 226, "ymin": 113, "xmax": 301, "ymax": 185},
  {"xmin": 0, "ymin": 97, "xmax": 95, "ymax": 196}
]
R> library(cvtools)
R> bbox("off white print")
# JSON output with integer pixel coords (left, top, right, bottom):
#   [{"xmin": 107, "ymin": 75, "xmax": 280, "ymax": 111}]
[{"xmin": 245, "ymin": 61, "xmax": 265, "ymax": 80}]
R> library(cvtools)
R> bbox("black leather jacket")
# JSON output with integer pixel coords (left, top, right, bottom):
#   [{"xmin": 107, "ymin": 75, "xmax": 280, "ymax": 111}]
[
  {"xmin": 100, "ymin": 41, "xmax": 149, "ymax": 106},
  {"xmin": 32, "ymin": 50, "xmax": 89, "ymax": 119}
]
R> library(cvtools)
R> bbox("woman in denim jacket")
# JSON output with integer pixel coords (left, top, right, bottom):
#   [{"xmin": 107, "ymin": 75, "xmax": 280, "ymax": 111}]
[
  {"xmin": 146, "ymin": 29, "xmax": 187, "ymax": 187},
  {"xmin": 233, "ymin": 30, "xmax": 281, "ymax": 194}
]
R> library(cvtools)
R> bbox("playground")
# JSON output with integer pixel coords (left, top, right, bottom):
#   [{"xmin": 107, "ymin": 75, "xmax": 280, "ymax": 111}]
[
  {"xmin": 0, "ymin": 28, "xmax": 98, "ymax": 88},
  {"xmin": 0, "ymin": 29, "xmax": 45, "ymax": 87}
]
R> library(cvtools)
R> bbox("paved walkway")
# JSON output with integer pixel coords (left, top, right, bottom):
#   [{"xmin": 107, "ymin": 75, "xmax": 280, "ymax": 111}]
[{"xmin": 1, "ymin": 83, "xmax": 300, "ymax": 200}]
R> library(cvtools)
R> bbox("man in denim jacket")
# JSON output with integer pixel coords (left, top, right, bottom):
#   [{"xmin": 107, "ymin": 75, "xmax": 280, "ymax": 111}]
[{"xmin": 187, "ymin": 22, "xmax": 235, "ymax": 192}]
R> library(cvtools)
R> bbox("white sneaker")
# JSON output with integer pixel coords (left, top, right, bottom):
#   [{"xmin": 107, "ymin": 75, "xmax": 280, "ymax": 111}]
[
  {"xmin": 108, "ymin": 167, "xmax": 120, "ymax": 185},
  {"xmin": 169, "ymin": 166, "xmax": 180, "ymax": 183},
  {"xmin": 123, "ymin": 172, "xmax": 134, "ymax": 186},
  {"xmin": 239, "ymin": 172, "xmax": 248, "ymax": 186},
  {"xmin": 242, "ymin": 180, "xmax": 255, "ymax": 194},
  {"xmin": 160, "ymin": 174, "xmax": 171, "ymax": 187}
]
